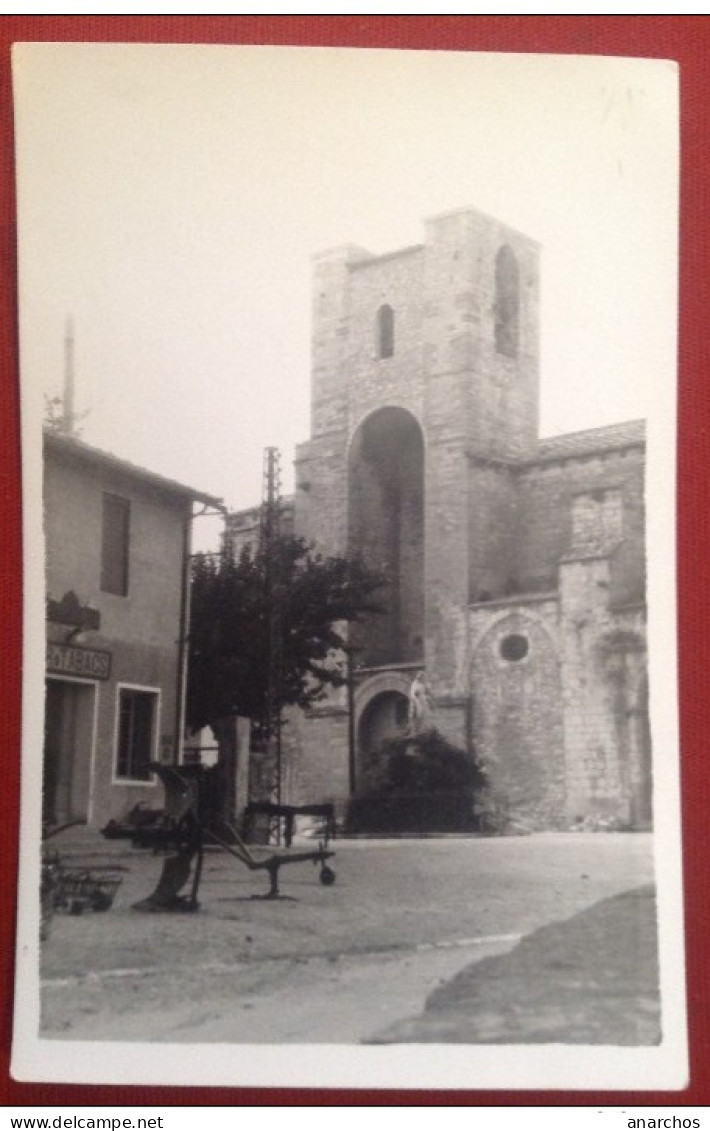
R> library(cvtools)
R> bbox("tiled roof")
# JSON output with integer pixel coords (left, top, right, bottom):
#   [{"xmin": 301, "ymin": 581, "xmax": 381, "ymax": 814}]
[{"xmin": 532, "ymin": 420, "xmax": 645, "ymax": 464}]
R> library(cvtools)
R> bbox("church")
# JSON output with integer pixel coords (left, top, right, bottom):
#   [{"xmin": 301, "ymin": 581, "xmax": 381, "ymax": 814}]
[{"xmin": 228, "ymin": 205, "xmax": 651, "ymax": 832}]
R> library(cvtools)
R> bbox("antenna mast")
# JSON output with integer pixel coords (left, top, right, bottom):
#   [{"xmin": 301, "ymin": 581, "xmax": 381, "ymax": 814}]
[{"xmin": 62, "ymin": 315, "xmax": 76, "ymax": 435}]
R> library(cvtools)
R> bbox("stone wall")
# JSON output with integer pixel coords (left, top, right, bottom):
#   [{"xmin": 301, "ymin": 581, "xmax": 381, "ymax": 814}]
[
  {"xmin": 468, "ymin": 597, "xmax": 565, "ymax": 828},
  {"xmin": 280, "ymin": 700, "xmax": 350, "ymax": 816},
  {"xmin": 467, "ymin": 461, "xmax": 520, "ymax": 602},
  {"xmin": 423, "ymin": 208, "xmax": 540, "ymax": 462},
  {"xmin": 516, "ymin": 444, "xmax": 646, "ymax": 605},
  {"xmin": 558, "ymin": 553, "xmax": 649, "ymax": 825},
  {"xmin": 272, "ymin": 208, "xmax": 649, "ymax": 831}
]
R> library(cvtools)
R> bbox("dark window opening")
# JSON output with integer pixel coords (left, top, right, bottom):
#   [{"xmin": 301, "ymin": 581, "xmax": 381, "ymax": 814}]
[
  {"xmin": 116, "ymin": 688, "xmax": 156, "ymax": 780},
  {"xmin": 377, "ymin": 304, "xmax": 394, "ymax": 359},
  {"xmin": 500, "ymin": 634, "xmax": 529, "ymax": 663},
  {"xmin": 494, "ymin": 246, "xmax": 520, "ymax": 357},
  {"xmin": 101, "ymin": 493, "xmax": 130, "ymax": 596}
]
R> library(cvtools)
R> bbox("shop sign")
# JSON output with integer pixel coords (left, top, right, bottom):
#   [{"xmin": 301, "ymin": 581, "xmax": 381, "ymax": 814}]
[{"xmin": 46, "ymin": 642, "xmax": 111, "ymax": 680}]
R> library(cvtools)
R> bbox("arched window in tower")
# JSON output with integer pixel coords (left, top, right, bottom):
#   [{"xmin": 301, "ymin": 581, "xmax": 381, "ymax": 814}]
[
  {"xmin": 494, "ymin": 246, "xmax": 520, "ymax": 357},
  {"xmin": 376, "ymin": 304, "xmax": 395, "ymax": 359}
]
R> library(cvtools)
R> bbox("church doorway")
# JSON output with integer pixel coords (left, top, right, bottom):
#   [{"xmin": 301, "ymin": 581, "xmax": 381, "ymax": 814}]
[
  {"xmin": 357, "ymin": 689, "xmax": 409, "ymax": 788},
  {"xmin": 348, "ymin": 406, "xmax": 424, "ymax": 666}
]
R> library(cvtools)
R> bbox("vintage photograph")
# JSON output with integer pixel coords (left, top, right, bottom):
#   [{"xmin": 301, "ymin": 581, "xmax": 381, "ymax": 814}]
[{"xmin": 11, "ymin": 44, "xmax": 683, "ymax": 1089}]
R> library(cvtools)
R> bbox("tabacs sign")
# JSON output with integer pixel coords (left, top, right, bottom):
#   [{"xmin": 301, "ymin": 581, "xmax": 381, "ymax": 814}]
[{"xmin": 46, "ymin": 642, "xmax": 111, "ymax": 681}]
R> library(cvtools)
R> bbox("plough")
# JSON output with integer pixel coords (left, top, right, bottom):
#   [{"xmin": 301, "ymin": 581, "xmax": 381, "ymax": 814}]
[{"xmin": 120, "ymin": 764, "xmax": 336, "ymax": 911}]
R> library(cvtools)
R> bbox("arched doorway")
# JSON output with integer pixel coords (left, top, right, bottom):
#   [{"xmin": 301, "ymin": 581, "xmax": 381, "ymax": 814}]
[
  {"xmin": 353, "ymin": 670, "xmax": 414, "ymax": 793},
  {"xmin": 348, "ymin": 406, "xmax": 424, "ymax": 666},
  {"xmin": 357, "ymin": 690, "xmax": 409, "ymax": 789}
]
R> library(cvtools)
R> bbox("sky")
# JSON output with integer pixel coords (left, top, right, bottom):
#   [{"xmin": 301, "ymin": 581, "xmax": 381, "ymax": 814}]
[{"xmin": 13, "ymin": 45, "xmax": 678, "ymax": 545}]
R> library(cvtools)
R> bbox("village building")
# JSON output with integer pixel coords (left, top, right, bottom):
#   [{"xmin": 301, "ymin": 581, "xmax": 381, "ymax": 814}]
[
  {"xmin": 226, "ymin": 205, "xmax": 652, "ymax": 831},
  {"xmin": 43, "ymin": 428, "xmax": 222, "ymax": 828},
  {"xmin": 226, "ymin": 496, "xmax": 294, "ymax": 560}
]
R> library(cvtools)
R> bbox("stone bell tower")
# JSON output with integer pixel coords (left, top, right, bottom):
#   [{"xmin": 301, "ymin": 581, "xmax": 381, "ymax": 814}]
[{"xmin": 293, "ymin": 206, "xmax": 541, "ymax": 792}]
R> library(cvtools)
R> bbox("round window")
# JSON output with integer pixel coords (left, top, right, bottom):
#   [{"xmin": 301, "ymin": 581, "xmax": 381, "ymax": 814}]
[{"xmin": 500, "ymin": 634, "xmax": 529, "ymax": 662}]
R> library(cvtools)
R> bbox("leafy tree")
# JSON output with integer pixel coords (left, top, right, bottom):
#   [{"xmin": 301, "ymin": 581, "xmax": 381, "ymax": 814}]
[
  {"xmin": 43, "ymin": 393, "xmax": 88, "ymax": 435},
  {"xmin": 186, "ymin": 537, "xmax": 385, "ymax": 736}
]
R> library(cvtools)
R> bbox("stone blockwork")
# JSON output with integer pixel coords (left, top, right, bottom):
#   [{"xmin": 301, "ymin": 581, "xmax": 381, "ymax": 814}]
[
  {"xmin": 279, "ymin": 701, "xmax": 350, "ymax": 821},
  {"xmin": 516, "ymin": 433, "xmax": 645, "ymax": 606},
  {"xmin": 468, "ymin": 599, "xmax": 565, "ymax": 829},
  {"xmin": 558, "ymin": 556, "xmax": 649, "ymax": 826},
  {"xmin": 230, "ymin": 207, "xmax": 651, "ymax": 830}
]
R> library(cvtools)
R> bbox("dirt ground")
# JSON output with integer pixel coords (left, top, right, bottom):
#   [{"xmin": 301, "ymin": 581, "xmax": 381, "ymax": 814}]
[
  {"xmin": 39, "ymin": 831, "xmax": 657, "ymax": 1044},
  {"xmin": 370, "ymin": 885, "xmax": 659, "ymax": 1044}
]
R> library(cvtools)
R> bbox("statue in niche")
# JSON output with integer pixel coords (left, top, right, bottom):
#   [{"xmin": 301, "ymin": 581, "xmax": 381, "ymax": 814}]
[{"xmin": 408, "ymin": 671, "xmax": 435, "ymax": 735}]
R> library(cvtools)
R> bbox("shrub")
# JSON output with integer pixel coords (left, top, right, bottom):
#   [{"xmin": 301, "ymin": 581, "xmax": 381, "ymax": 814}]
[{"xmin": 347, "ymin": 729, "xmax": 487, "ymax": 834}]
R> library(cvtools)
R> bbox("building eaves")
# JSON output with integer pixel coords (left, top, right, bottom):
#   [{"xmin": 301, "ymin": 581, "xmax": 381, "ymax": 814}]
[
  {"xmin": 43, "ymin": 429, "xmax": 224, "ymax": 509},
  {"xmin": 466, "ymin": 420, "xmax": 646, "ymax": 474}
]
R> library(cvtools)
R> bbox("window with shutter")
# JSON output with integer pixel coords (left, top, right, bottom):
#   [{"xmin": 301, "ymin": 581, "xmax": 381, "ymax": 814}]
[{"xmin": 101, "ymin": 493, "xmax": 130, "ymax": 596}]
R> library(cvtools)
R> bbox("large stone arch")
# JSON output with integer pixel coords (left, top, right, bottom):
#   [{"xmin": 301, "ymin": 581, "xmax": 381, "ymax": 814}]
[
  {"xmin": 469, "ymin": 611, "xmax": 565, "ymax": 828},
  {"xmin": 347, "ymin": 406, "xmax": 425, "ymax": 667}
]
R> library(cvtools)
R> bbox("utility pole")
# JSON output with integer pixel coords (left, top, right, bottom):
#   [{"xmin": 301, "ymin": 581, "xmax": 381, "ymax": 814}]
[
  {"xmin": 260, "ymin": 446, "xmax": 284, "ymax": 843},
  {"xmin": 346, "ymin": 644, "xmax": 357, "ymax": 798}
]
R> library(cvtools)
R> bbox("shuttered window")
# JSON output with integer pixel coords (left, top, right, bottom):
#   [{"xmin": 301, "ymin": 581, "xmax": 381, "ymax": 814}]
[{"xmin": 101, "ymin": 493, "xmax": 130, "ymax": 596}]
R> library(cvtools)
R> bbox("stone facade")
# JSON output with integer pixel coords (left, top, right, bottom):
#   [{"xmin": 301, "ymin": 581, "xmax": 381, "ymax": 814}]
[{"xmin": 231, "ymin": 205, "xmax": 651, "ymax": 831}]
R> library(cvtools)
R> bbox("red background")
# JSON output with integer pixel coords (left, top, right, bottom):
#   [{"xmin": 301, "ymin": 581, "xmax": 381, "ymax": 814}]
[{"xmin": 1, "ymin": 16, "xmax": 707, "ymax": 1108}]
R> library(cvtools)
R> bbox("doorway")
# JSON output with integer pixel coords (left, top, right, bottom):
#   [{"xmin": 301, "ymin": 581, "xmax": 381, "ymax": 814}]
[
  {"xmin": 43, "ymin": 678, "xmax": 95, "ymax": 825},
  {"xmin": 357, "ymin": 690, "xmax": 409, "ymax": 788}
]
